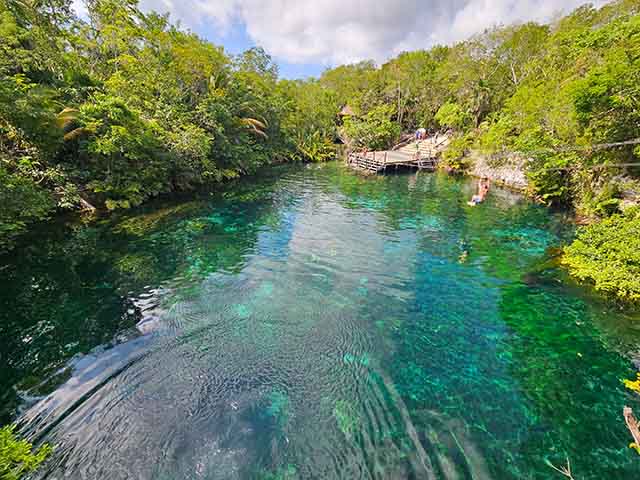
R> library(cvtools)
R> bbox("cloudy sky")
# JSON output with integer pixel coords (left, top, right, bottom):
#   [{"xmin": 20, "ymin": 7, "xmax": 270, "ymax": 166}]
[{"xmin": 116, "ymin": 0, "xmax": 611, "ymax": 78}]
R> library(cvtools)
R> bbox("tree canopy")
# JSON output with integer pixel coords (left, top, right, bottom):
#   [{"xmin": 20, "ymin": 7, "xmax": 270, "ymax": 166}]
[{"xmin": 0, "ymin": 0, "xmax": 341, "ymax": 249}]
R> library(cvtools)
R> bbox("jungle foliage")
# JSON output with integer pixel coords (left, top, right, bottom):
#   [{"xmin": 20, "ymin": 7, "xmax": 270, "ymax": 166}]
[
  {"xmin": 0, "ymin": 0, "xmax": 340, "ymax": 250},
  {"xmin": 0, "ymin": 425, "xmax": 51, "ymax": 479},
  {"xmin": 563, "ymin": 208, "xmax": 640, "ymax": 302}
]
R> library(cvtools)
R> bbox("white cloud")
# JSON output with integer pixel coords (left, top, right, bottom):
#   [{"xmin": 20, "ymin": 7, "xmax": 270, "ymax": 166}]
[
  {"xmin": 139, "ymin": 0, "xmax": 237, "ymax": 32},
  {"xmin": 135, "ymin": 0, "xmax": 611, "ymax": 65},
  {"xmin": 72, "ymin": 0, "xmax": 89, "ymax": 18}
]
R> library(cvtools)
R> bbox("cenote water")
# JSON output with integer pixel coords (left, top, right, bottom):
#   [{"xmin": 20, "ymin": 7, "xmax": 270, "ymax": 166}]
[{"xmin": 2, "ymin": 163, "xmax": 640, "ymax": 479}]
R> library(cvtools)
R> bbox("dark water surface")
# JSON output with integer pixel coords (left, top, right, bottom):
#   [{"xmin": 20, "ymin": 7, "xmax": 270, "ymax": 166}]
[{"xmin": 2, "ymin": 163, "xmax": 640, "ymax": 479}]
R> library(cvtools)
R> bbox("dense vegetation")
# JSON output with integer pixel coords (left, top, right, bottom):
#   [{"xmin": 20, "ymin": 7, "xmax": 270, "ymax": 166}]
[
  {"xmin": 2, "ymin": 0, "xmax": 640, "ymax": 299},
  {"xmin": 563, "ymin": 208, "xmax": 640, "ymax": 301},
  {"xmin": 0, "ymin": 0, "xmax": 339, "ymax": 250},
  {"xmin": 0, "ymin": 425, "xmax": 50, "ymax": 479}
]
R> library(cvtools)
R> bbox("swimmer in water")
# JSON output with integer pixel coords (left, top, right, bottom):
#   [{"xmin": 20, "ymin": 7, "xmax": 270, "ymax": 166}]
[
  {"xmin": 468, "ymin": 178, "xmax": 490, "ymax": 206},
  {"xmin": 458, "ymin": 238, "xmax": 470, "ymax": 263}
]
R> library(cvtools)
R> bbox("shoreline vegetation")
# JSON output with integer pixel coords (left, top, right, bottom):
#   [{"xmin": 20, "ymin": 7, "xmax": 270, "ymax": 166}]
[
  {"xmin": 0, "ymin": 425, "xmax": 51, "ymax": 479},
  {"xmin": 1, "ymin": 0, "xmax": 639, "ymax": 307}
]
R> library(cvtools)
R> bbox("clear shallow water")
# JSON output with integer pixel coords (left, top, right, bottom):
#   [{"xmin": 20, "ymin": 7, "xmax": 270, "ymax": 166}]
[{"xmin": 2, "ymin": 163, "xmax": 640, "ymax": 479}]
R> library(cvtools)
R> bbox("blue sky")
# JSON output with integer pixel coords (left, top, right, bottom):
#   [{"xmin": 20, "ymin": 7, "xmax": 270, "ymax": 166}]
[
  {"xmin": 107, "ymin": 0, "xmax": 611, "ymax": 80},
  {"xmin": 199, "ymin": 19, "xmax": 326, "ymax": 79}
]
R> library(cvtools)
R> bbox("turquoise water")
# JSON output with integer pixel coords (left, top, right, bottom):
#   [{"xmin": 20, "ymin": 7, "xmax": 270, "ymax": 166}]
[{"xmin": 2, "ymin": 163, "xmax": 640, "ymax": 479}]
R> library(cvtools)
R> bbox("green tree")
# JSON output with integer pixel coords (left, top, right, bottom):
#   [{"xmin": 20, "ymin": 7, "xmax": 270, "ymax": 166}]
[
  {"xmin": 72, "ymin": 94, "xmax": 170, "ymax": 209},
  {"xmin": 435, "ymin": 102, "xmax": 472, "ymax": 131},
  {"xmin": 342, "ymin": 104, "xmax": 400, "ymax": 151}
]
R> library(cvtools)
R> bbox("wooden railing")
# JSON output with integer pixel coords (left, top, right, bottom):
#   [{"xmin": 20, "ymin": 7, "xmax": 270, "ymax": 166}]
[{"xmin": 348, "ymin": 151, "xmax": 389, "ymax": 172}]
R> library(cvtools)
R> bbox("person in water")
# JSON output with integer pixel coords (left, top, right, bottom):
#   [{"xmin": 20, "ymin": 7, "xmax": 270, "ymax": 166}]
[
  {"xmin": 468, "ymin": 178, "xmax": 490, "ymax": 206},
  {"xmin": 458, "ymin": 238, "xmax": 470, "ymax": 263}
]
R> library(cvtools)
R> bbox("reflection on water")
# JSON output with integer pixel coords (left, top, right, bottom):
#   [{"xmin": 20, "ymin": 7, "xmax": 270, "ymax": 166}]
[{"xmin": 1, "ymin": 163, "xmax": 640, "ymax": 479}]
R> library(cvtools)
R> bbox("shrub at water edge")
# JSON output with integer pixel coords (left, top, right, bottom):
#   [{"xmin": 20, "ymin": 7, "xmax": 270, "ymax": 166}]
[
  {"xmin": 562, "ymin": 209, "xmax": 640, "ymax": 302},
  {"xmin": 0, "ymin": 425, "xmax": 51, "ymax": 479}
]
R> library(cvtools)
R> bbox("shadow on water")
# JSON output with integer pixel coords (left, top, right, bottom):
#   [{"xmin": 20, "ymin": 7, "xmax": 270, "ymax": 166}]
[
  {"xmin": 0, "ymin": 167, "xmax": 290, "ymax": 423},
  {"xmin": 1, "ymin": 162, "xmax": 640, "ymax": 479}
]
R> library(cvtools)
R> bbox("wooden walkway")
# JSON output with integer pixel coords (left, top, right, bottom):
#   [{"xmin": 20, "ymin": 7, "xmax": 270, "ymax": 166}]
[{"xmin": 347, "ymin": 136, "xmax": 449, "ymax": 174}]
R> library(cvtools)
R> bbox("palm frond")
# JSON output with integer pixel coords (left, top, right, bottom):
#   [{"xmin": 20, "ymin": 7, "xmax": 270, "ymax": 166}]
[
  {"xmin": 63, "ymin": 127, "xmax": 89, "ymax": 141},
  {"xmin": 240, "ymin": 117, "xmax": 268, "ymax": 139},
  {"xmin": 56, "ymin": 107, "xmax": 79, "ymax": 129}
]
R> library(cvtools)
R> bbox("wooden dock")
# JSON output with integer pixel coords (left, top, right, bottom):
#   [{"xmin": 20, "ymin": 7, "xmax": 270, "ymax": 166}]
[{"xmin": 347, "ymin": 136, "xmax": 449, "ymax": 174}]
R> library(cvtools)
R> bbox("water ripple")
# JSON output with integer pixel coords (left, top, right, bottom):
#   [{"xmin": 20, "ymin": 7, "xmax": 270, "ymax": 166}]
[{"xmin": 6, "ymin": 164, "xmax": 639, "ymax": 479}]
